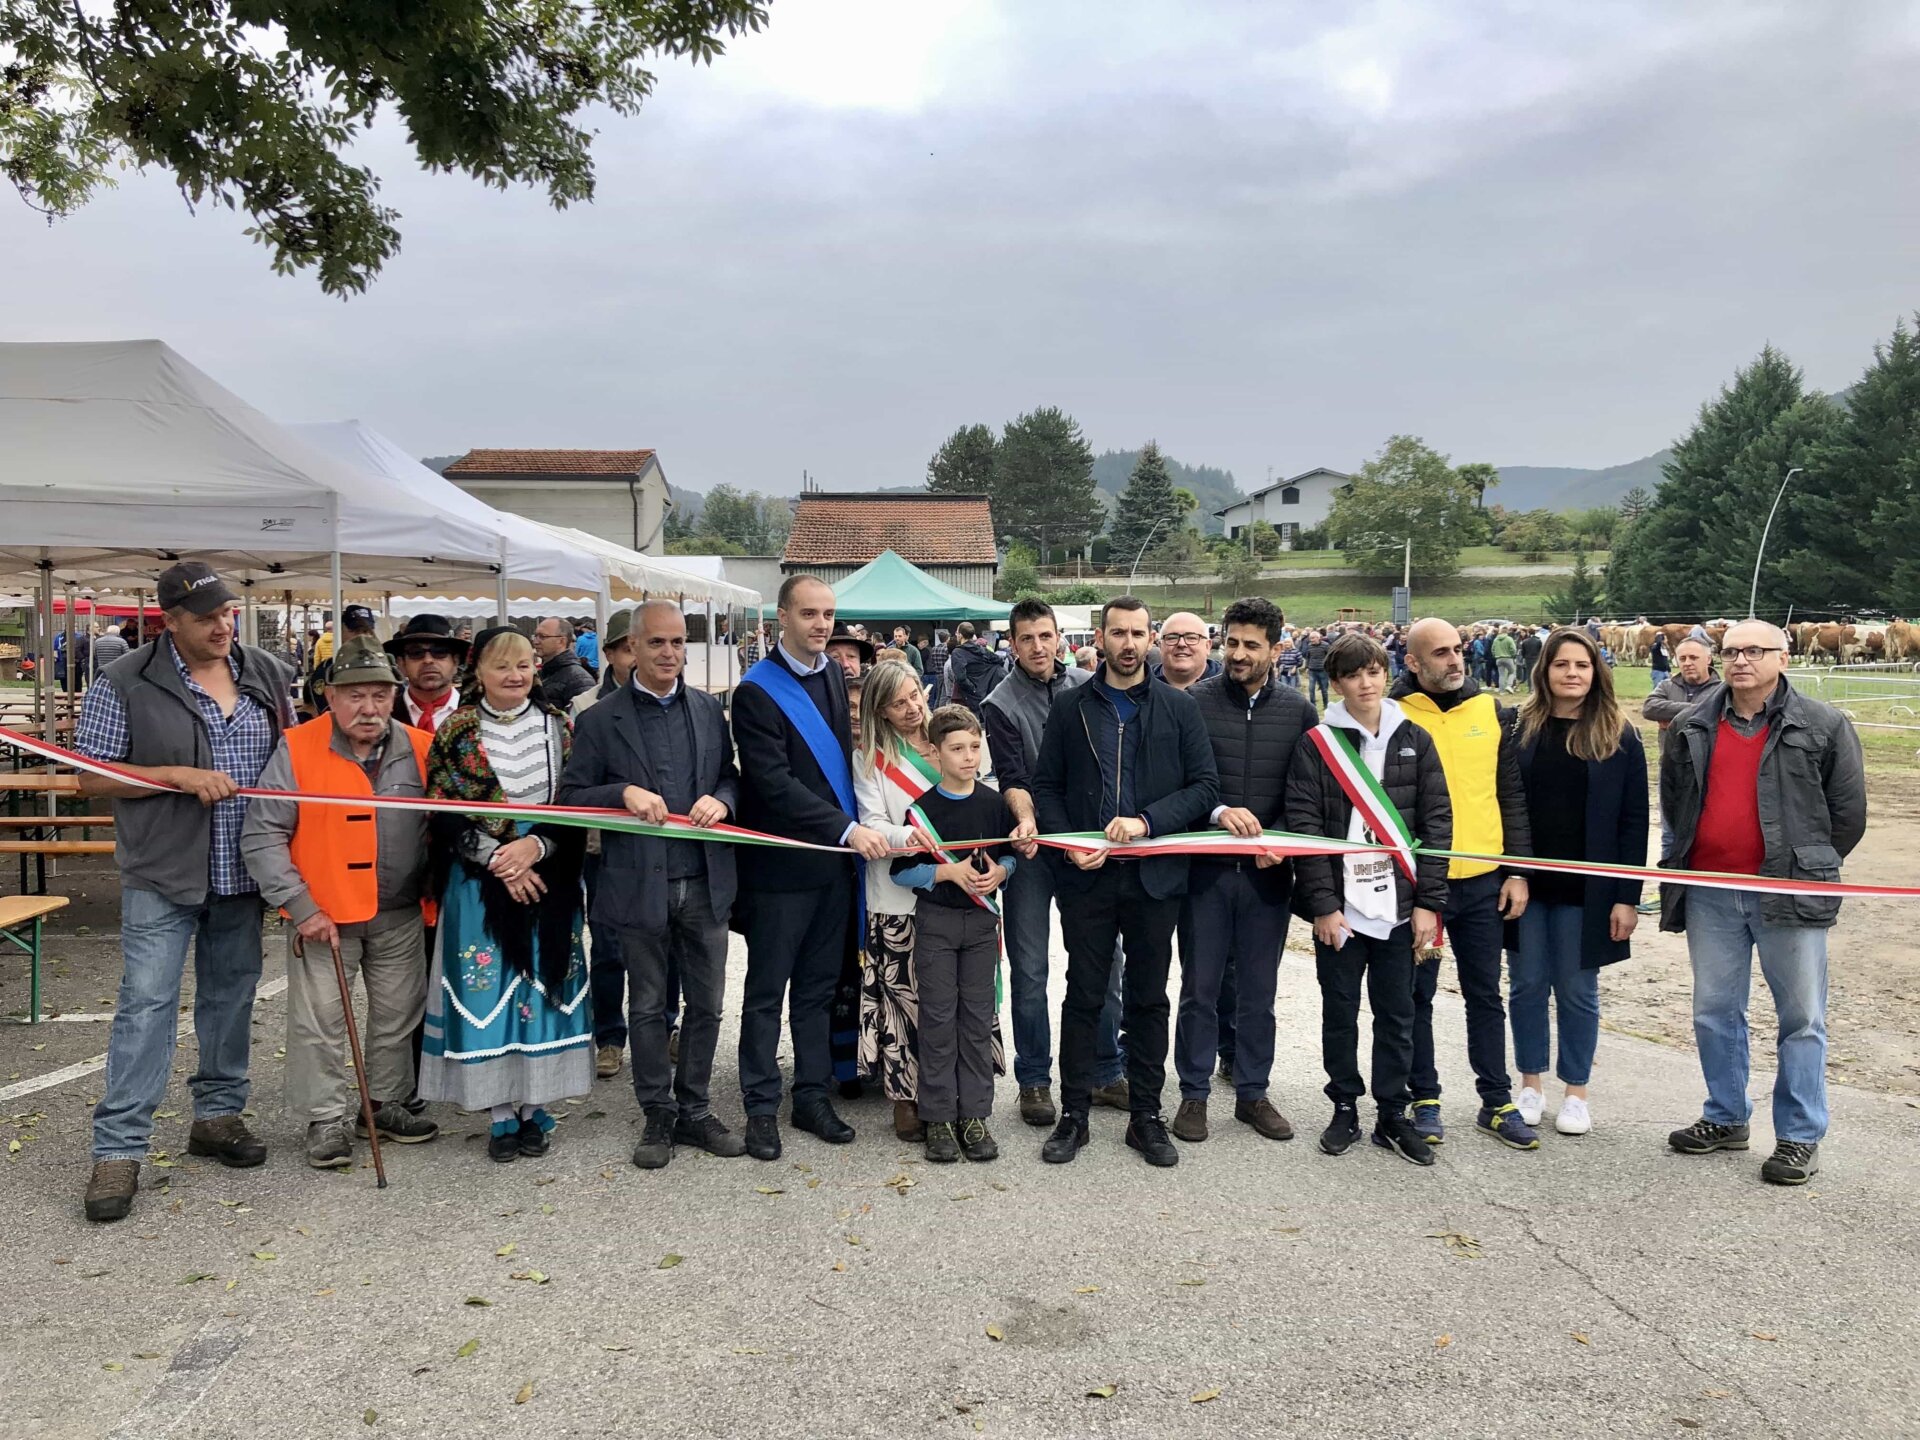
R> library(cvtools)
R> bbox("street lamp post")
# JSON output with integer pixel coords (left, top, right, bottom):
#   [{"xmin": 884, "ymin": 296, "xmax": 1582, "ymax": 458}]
[
  {"xmin": 1129, "ymin": 517, "xmax": 1171, "ymax": 587},
  {"xmin": 1749, "ymin": 465, "xmax": 1804, "ymax": 619}
]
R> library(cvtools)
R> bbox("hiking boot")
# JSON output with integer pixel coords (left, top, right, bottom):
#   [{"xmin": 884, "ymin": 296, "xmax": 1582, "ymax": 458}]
[
  {"xmin": 1318, "ymin": 1103, "xmax": 1361, "ymax": 1156},
  {"xmin": 1372, "ymin": 1109, "xmax": 1437, "ymax": 1166},
  {"xmin": 1476, "ymin": 1104, "xmax": 1540, "ymax": 1151},
  {"xmin": 893, "ymin": 1100, "xmax": 926, "ymax": 1142},
  {"xmin": 1091, "ymin": 1077, "xmax": 1130, "ymax": 1110},
  {"xmin": 1409, "ymin": 1099, "xmax": 1445, "ymax": 1145},
  {"xmin": 924, "ymin": 1121, "xmax": 961, "ymax": 1163},
  {"xmin": 1761, "ymin": 1140, "xmax": 1820, "ymax": 1186},
  {"xmin": 744, "ymin": 1115, "xmax": 782, "ymax": 1161},
  {"xmin": 1125, "ymin": 1113, "xmax": 1179, "ymax": 1167},
  {"xmin": 1018, "ymin": 1086, "xmax": 1057, "ymax": 1128},
  {"xmin": 83, "ymin": 1159, "xmax": 140, "ymax": 1223},
  {"xmin": 632, "ymin": 1109, "xmax": 675, "ymax": 1170},
  {"xmin": 958, "ymin": 1117, "xmax": 999, "ymax": 1163},
  {"xmin": 1041, "ymin": 1112, "xmax": 1089, "ymax": 1164},
  {"xmin": 1170, "ymin": 1098, "xmax": 1209, "ymax": 1143},
  {"xmin": 1234, "ymin": 1096, "xmax": 1295, "ymax": 1141},
  {"xmin": 674, "ymin": 1113, "xmax": 747, "ymax": 1158},
  {"xmin": 306, "ymin": 1118, "xmax": 354, "ymax": 1169},
  {"xmin": 400, "ymin": 1093, "xmax": 428, "ymax": 1117},
  {"xmin": 359, "ymin": 1103, "xmax": 439, "ymax": 1144},
  {"xmin": 595, "ymin": 1045, "xmax": 624, "ymax": 1079},
  {"xmin": 1668, "ymin": 1118, "xmax": 1750, "ymax": 1154},
  {"xmin": 187, "ymin": 1115, "xmax": 267, "ymax": 1168}
]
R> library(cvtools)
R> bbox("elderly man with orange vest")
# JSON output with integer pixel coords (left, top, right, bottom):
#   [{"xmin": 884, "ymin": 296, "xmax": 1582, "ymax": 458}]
[{"xmin": 241, "ymin": 635, "xmax": 440, "ymax": 1169}]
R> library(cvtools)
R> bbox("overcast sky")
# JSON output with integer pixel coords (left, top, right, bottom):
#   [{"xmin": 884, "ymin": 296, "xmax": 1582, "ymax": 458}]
[{"xmin": 5, "ymin": 0, "xmax": 1917, "ymax": 496}]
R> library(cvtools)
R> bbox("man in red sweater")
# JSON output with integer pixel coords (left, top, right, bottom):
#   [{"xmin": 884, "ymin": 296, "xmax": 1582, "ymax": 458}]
[{"xmin": 1657, "ymin": 621, "xmax": 1865, "ymax": 1186}]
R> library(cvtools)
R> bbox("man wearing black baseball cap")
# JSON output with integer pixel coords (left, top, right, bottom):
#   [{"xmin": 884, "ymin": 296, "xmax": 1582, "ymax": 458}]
[{"xmin": 71, "ymin": 561, "xmax": 295, "ymax": 1222}]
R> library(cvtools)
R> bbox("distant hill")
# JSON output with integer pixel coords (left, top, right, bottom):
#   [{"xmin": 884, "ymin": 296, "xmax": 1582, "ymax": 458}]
[
  {"xmin": 1092, "ymin": 450, "xmax": 1245, "ymax": 535},
  {"xmin": 1491, "ymin": 450, "xmax": 1672, "ymax": 512}
]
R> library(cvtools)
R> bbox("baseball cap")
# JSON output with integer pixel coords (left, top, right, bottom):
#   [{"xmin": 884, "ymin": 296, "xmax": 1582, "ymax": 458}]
[
  {"xmin": 156, "ymin": 561, "xmax": 240, "ymax": 617},
  {"xmin": 342, "ymin": 604, "xmax": 377, "ymax": 633}
]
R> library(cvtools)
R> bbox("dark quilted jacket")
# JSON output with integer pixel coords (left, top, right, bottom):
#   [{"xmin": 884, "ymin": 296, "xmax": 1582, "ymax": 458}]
[
  {"xmin": 1188, "ymin": 672, "xmax": 1318, "ymax": 900},
  {"xmin": 1284, "ymin": 712, "xmax": 1453, "ymax": 922}
]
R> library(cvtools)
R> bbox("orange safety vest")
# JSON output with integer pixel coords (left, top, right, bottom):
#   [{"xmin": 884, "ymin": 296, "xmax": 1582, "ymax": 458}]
[{"xmin": 284, "ymin": 715, "xmax": 434, "ymax": 926}]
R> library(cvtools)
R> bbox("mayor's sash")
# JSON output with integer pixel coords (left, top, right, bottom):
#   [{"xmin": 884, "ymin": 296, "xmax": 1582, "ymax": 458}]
[{"xmin": 740, "ymin": 655, "xmax": 856, "ymax": 817}]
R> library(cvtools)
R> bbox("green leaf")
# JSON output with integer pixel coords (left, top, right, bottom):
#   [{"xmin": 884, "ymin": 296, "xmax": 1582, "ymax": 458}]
[
  {"xmin": 657, "ymin": 1254, "xmax": 682, "ymax": 1269},
  {"xmin": 463, "ymin": 1296, "xmax": 492, "ymax": 1307}
]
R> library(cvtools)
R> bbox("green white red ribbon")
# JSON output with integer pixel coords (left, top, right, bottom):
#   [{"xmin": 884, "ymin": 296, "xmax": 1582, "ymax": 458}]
[{"xmin": 4, "ymin": 727, "xmax": 1916, "ymax": 900}]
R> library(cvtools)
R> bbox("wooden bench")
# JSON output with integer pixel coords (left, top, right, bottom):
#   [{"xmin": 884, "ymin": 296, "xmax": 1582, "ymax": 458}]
[
  {"xmin": 0, "ymin": 893, "xmax": 69, "ymax": 1024},
  {"xmin": 0, "ymin": 815, "xmax": 115, "ymax": 893}
]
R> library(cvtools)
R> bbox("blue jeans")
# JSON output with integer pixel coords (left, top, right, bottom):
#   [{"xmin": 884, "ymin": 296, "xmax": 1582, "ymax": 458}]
[
  {"xmin": 1411, "ymin": 871, "xmax": 1513, "ymax": 1108},
  {"xmin": 93, "ymin": 887, "xmax": 264, "ymax": 1161},
  {"xmin": 1307, "ymin": 671, "xmax": 1330, "ymax": 707},
  {"xmin": 1176, "ymin": 866, "xmax": 1287, "ymax": 1100},
  {"xmin": 1002, "ymin": 856, "xmax": 1124, "ymax": 1090},
  {"xmin": 1686, "ymin": 886, "xmax": 1829, "ymax": 1143},
  {"xmin": 1509, "ymin": 902, "xmax": 1601, "ymax": 1085}
]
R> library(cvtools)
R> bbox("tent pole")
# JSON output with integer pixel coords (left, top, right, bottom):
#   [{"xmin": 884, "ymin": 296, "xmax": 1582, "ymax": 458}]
[
  {"xmin": 496, "ymin": 538, "xmax": 510, "ymax": 628},
  {"xmin": 705, "ymin": 597, "xmax": 715, "ymax": 697},
  {"xmin": 135, "ymin": 589, "xmax": 146, "ymax": 652},
  {"xmin": 34, "ymin": 559, "xmax": 52, "ymax": 736},
  {"xmin": 242, "ymin": 581, "xmax": 256, "ymax": 648},
  {"xmin": 330, "ymin": 549, "xmax": 343, "ymax": 650},
  {"xmin": 283, "ymin": 589, "xmax": 295, "ymax": 663},
  {"xmin": 595, "ymin": 579, "xmax": 610, "ymax": 674},
  {"xmin": 85, "ymin": 592, "xmax": 98, "ymax": 688},
  {"xmin": 62, "ymin": 580, "xmax": 77, "ymax": 707}
]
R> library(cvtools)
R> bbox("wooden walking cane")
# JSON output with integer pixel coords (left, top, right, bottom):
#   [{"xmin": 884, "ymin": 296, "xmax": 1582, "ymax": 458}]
[{"xmin": 295, "ymin": 933, "xmax": 388, "ymax": 1188}]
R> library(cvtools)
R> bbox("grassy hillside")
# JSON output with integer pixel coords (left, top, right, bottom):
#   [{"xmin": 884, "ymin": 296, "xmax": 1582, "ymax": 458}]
[{"xmin": 1492, "ymin": 450, "xmax": 1671, "ymax": 510}]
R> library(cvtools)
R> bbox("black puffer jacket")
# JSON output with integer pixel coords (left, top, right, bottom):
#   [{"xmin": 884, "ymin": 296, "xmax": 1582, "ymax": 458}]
[
  {"xmin": 1189, "ymin": 671, "xmax": 1317, "ymax": 900},
  {"xmin": 1284, "ymin": 705, "xmax": 1452, "ymax": 923}
]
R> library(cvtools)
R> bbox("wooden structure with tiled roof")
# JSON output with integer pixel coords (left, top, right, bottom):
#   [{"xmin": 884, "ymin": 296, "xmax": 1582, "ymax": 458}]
[
  {"xmin": 781, "ymin": 492, "xmax": 998, "ymax": 599},
  {"xmin": 443, "ymin": 448, "xmax": 670, "ymax": 555}
]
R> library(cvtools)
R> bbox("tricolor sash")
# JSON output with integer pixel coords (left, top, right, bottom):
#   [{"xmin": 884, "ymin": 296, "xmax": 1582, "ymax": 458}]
[
  {"xmin": 1305, "ymin": 723, "xmax": 1419, "ymax": 881},
  {"xmin": 740, "ymin": 656, "xmax": 856, "ymax": 818}
]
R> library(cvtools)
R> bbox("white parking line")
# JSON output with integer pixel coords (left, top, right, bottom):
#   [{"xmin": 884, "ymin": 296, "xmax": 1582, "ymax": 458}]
[{"xmin": 0, "ymin": 976, "xmax": 289, "ymax": 1104}]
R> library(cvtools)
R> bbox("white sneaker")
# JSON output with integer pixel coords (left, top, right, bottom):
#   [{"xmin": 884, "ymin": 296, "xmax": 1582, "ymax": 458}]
[
  {"xmin": 1516, "ymin": 1085, "xmax": 1545, "ymax": 1127},
  {"xmin": 1555, "ymin": 1096, "xmax": 1591, "ymax": 1135}
]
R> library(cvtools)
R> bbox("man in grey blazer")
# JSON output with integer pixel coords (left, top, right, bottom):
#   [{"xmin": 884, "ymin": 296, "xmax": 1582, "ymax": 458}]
[{"xmin": 556, "ymin": 601, "xmax": 744, "ymax": 1169}]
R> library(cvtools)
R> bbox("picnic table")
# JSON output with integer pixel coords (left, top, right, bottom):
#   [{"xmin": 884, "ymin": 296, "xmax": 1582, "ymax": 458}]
[{"xmin": 1, "ymin": 893, "xmax": 69, "ymax": 1024}]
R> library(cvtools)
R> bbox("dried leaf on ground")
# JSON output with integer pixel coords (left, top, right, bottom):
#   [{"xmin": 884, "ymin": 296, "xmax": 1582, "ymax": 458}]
[
  {"xmin": 180, "ymin": 1272, "xmax": 216, "ymax": 1285},
  {"xmin": 831, "ymin": 1262, "xmax": 848, "ymax": 1273},
  {"xmin": 456, "ymin": 1339, "xmax": 481, "ymax": 1359},
  {"xmin": 1086, "ymin": 1384, "xmax": 1117, "ymax": 1399},
  {"xmin": 464, "ymin": 1296, "xmax": 493, "ymax": 1307},
  {"xmin": 1571, "ymin": 1332, "xmax": 1590, "ymax": 1345},
  {"xmin": 1434, "ymin": 1334, "xmax": 1452, "ymax": 1349},
  {"xmin": 1426, "ymin": 1230, "xmax": 1483, "ymax": 1259},
  {"xmin": 754, "ymin": 1185, "xmax": 784, "ymax": 1195},
  {"xmin": 509, "ymin": 1270, "xmax": 549, "ymax": 1285},
  {"xmin": 657, "ymin": 1254, "xmax": 683, "ymax": 1269},
  {"xmin": 496, "ymin": 1243, "xmax": 517, "ymax": 1257},
  {"xmin": 514, "ymin": 1381, "xmax": 535, "ymax": 1405},
  {"xmin": 1074, "ymin": 1286, "xmax": 1101, "ymax": 1294},
  {"xmin": 1749, "ymin": 1330, "xmax": 1778, "ymax": 1342},
  {"xmin": 984, "ymin": 1325, "xmax": 1004, "ymax": 1342},
  {"xmin": 363, "ymin": 1410, "xmax": 378, "ymax": 1426},
  {"xmin": 1191, "ymin": 1388, "xmax": 1221, "ymax": 1404}
]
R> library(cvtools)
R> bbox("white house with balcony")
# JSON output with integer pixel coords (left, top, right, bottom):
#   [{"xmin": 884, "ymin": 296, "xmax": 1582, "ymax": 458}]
[{"xmin": 1214, "ymin": 467, "xmax": 1353, "ymax": 548}]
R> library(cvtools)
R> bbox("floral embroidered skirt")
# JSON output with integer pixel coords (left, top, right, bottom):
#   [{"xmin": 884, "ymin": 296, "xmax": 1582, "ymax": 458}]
[
  {"xmin": 859, "ymin": 911, "xmax": 1005, "ymax": 1101},
  {"xmin": 418, "ymin": 863, "xmax": 593, "ymax": 1111}
]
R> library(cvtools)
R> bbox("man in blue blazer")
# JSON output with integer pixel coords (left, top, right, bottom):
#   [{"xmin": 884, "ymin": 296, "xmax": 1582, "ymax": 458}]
[{"xmin": 556, "ymin": 601, "xmax": 744, "ymax": 1170}]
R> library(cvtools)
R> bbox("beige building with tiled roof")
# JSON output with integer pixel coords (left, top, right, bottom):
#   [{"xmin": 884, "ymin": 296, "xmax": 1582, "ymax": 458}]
[
  {"xmin": 782, "ymin": 492, "xmax": 998, "ymax": 598},
  {"xmin": 443, "ymin": 448, "xmax": 670, "ymax": 555}
]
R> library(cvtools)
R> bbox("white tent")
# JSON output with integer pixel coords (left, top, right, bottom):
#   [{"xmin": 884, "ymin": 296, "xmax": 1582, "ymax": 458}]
[{"xmin": 0, "ymin": 340, "xmax": 507, "ymax": 596}]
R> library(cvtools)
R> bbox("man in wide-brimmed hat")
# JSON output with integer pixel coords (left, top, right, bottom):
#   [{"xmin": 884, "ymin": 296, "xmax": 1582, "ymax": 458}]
[
  {"xmin": 384, "ymin": 613, "xmax": 469, "ymax": 735},
  {"xmin": 825, "ymin": 621, "xmax": 874, "ymax": 678},
  {"xmin": 242, "ymin": 635, "xmax": 440, "ymax": 1171}
]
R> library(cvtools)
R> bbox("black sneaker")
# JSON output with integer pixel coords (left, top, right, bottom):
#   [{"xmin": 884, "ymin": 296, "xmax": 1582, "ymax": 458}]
[
  {"xmin": 958, "ymin": 1117, "xmax": 998, "ymax": 1162},
  {"xmin": 1761, "ymin": 1140, "xmax": 1819, "ymax": 1186},
  {"xmin": 1319, "ymin": 1103, "xmax": 1361, "ymax": 1156},
  {"xmin": 487, "ymin": 1127, "xmax": 519, "ymax": 1164},
  {"xmin": 673, "ymin": 1113, "xmax": 747, "ymax": 1158},
  {"xmin": 517, "ymin": 1115, "xmax": 552, "ymax": 1158},
  {"xmin": 1041, "ymin": 1111, "xmax": 1089, "ymax": 1164},
  {"xmin": 1372, "ymin": 1109, "xmax": 1437, "ymax": 1166},
  {"xmin": 924, "ymin": 1121, "xmax": 961, "ymax": 1163},
  {"xmin": 744, "ymin": 1115, "xmax": 782, "ymax": 1162},
  {"xmin": 632, "ymin": 1108, "xmax": 675, "ymax": 1170},
  {"xmin": 1668, "ymin": 1118, "xmax": 1751, "ymax": 1154},
  {"xmin": 1125, "ymin": 1113, "xmax": 1180, "ymax": 1167}
]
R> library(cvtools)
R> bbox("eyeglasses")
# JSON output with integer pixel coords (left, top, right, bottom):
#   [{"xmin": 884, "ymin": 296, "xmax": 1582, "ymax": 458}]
[
  {"xmin": 1161, "ymin": 633, "xmax": 1208, "ymax": 648},
  {"xmin": 1718, "ymin": 645, "xmax": 1784, "ymax": 663}
]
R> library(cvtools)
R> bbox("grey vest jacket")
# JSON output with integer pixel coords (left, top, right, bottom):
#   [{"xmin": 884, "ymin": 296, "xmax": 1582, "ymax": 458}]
[{"xmin": 101, "ymin": 639, "xmax": 291, "ymax": 904}]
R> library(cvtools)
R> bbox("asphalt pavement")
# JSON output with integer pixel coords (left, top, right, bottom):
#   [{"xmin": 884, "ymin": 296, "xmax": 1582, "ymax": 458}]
[{"xmin": 3, "ymin": 919, "xmax": 1917, "ymax": 1440}]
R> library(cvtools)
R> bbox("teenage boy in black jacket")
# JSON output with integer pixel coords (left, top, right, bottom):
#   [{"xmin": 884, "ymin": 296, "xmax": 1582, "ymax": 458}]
[
  {"xmin": 1285, "ymin": 633, "xmax": 1452, "ymax": 1165},
  {"xmin": 1031, "ymin": 596, "xmax": 1220, "ymax": 1168}
]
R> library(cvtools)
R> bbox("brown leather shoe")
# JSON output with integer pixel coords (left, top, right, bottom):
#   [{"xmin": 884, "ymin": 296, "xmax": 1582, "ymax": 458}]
[
  {"xmin": 893, "ymin": 1100, "xmax": 925, "ymax": 1142},
  {"xmin": 1018, "ymin": 1086, "xmax": 1057, "ymax": 1127},
  {"xmin": 1170, "ymin": 1097, "xmax": 1209, "ymax": 1142},
  {"xmin": 1090, "ymin": 1077, "xmax": 1130, "ymax": 1110},
  {"xmin": 84, "ymin": 1159, "xmax": 140, "ymax": 1223},
  {"xmin": 595, "ymin": 1044, "xmax": 624, "ymax": 1079},
  {"xmin": 186, "ymin": 1115, "xmax": 267, "ymax": 1168},
  {"xmin": 1235, "ymin": 1096, "xmax": 1295, "ymax": 1141}
]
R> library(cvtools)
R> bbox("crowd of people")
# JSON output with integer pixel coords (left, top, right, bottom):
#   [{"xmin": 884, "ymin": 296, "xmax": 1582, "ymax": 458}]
[{"xmin": 61, "ymin": 560, "xmax": 1867, "ymax": 1224}]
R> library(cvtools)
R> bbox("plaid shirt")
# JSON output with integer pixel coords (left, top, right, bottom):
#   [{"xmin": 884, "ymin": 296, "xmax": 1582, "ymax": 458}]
[{"xmin": 75, "ymin": 642, "xmax": 281, "ymax": 896}]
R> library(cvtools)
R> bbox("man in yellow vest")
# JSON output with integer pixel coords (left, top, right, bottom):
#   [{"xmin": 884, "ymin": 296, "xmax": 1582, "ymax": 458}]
[
  {"xmin": 1390, "ymin": 618, "xmax": 1539, "ymax": 1151},
  {"xmin": 241, "ymin": 636, "xmax": 439, "ymax": 1169}
]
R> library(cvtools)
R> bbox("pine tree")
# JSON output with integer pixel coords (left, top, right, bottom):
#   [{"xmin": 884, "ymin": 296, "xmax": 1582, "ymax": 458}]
[
  {"xmin": 1544, "ymin": 544, "xmax": 1602, "ymax": 624},
  {"xmin": 992, "ymin": 407, "xmax": 1103, "ymax": 560},
  {"xmin": 1618, "ymin": 485, "xmax": 1653, "ymax": 522},
  {"xmin": 1108, "ymin": 441, "xmax": 1188, "ymax": 568},
  {"xmin": 926, "ymin": 424, "xmax": 998, "ymax": 495}
]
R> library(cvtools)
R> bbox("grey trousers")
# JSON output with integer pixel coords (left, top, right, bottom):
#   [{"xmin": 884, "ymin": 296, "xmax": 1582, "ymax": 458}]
[
  {"xmin": 913, "ymin": 902, "xmax": 1001, "ymax": 1124},
  {"xmin": 616, "ymin": 877, "xmax": 729, "ymax": 1121},
  {"xmin": 286, "ymin": 912, "xmax": 426, "ymax": 1123}
]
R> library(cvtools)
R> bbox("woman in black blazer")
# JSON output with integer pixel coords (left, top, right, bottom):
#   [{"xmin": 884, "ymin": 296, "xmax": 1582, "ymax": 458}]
[{"xmin": 1508, "ymin": 628, "xmax": 1648, "ymax": 1138}]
